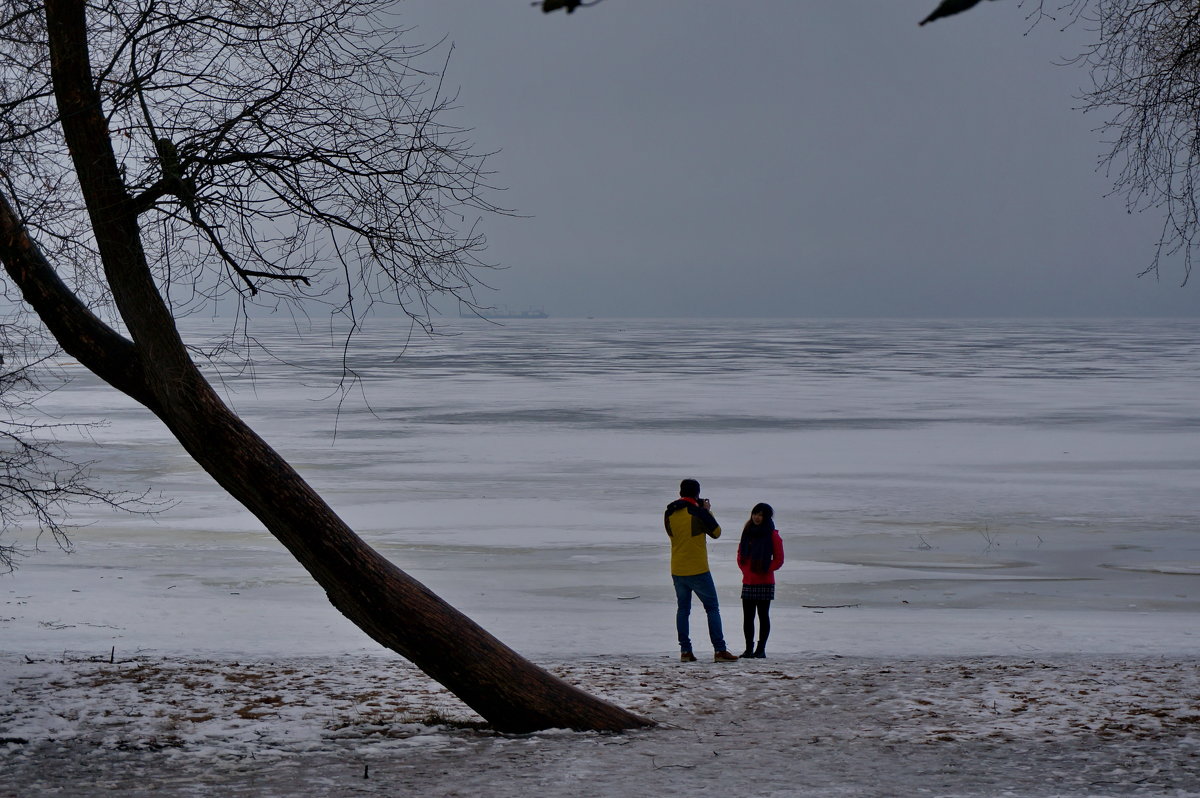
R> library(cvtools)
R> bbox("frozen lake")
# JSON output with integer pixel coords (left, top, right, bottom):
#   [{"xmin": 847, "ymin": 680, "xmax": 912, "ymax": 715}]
[{"xmin": 4, "ymin": 317, "xmax": 1200, "ymax": 658}]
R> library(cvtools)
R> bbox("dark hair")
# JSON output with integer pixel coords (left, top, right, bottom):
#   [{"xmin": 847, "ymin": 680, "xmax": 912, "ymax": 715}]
[
  {"xmin": 739, "ymin": 503, "xmax": 776, "ymax": 574},
  {"xmin": 750, "ymin": 502, "xmax": 773, "ymax": 521},
  {"xmin": 679, "ymin": 478, "xmax": 701, "ymax": 499}
]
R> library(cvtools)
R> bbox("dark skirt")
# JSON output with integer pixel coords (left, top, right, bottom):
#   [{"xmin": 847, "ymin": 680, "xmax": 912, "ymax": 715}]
[{"xmin": 741, "ymin": 583, "xmax": 775, "ymax": 601}]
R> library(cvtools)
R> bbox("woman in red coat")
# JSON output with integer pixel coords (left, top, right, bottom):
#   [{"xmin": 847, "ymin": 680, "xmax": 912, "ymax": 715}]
[{"xmin": 737, "ymin": 502, "xmax": 784, "ymax": 658}]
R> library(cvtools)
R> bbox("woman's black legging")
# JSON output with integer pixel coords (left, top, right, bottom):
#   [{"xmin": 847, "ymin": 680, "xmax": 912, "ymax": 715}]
[{"xmin": 742, "ymin": 598, "xmax": 771, "ymax": 646}]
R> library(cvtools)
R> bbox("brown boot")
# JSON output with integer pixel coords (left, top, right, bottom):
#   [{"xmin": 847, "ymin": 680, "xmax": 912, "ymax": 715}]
[{"xmin": 713, "ymin": 650, "xmax": 739, "ymax": 662}]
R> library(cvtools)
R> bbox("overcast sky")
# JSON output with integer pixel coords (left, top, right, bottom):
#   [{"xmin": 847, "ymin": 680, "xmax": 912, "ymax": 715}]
[{"xmin": 396, "ymin": 1, "xmax": 1197, "ymax": 318}]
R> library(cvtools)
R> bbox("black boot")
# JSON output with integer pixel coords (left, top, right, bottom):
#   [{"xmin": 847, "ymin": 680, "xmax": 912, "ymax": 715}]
[
  {"xmin": 752, "ymin": 641, "xmax": 766, "ymax": 658},
  {"xmin": 741, "ymin": 642, "xmax": 755, "ymax": 658}
]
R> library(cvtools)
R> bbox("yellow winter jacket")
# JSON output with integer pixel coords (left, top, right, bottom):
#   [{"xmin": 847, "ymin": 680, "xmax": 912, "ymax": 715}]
[{"xmin": 664, "ymin": 498, "xmax": 722, "ymax": 576}]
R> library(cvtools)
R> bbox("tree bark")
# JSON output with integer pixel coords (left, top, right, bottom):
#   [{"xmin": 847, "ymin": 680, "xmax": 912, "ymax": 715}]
[{"xmin": 0, "ymin": 0, "xmax": 651, "ymax": 733}]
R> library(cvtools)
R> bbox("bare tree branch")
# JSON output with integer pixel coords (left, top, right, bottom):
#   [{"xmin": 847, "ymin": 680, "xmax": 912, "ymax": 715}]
[
  {"xmin": 0, "ymin": 0, "xmax": 647, "ymax": 733},
  {"xmin": 1065, "ymin": 0, "xmax": 1200, "ymax": 284},
  {"xmin": 0, "ymin": 321, "xmax": 157, "ymax": 572}
]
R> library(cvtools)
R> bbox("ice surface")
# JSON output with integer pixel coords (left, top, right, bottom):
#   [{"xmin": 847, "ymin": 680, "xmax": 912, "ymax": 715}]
[{"xmin": 4, "ymin": 318, "xmax": 1197, "ymax": 659}]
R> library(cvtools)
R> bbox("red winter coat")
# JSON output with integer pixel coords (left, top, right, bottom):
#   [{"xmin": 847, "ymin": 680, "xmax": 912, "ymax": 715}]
[{"xmin": 737, "ymin": 529, "xmax": 784, "ymax": 585}]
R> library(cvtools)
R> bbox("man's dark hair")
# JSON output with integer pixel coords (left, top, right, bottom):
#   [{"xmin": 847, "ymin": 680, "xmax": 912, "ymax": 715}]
[{"xmin": 679, "ymin": 478, "xmax": 700, "ymax": 499}]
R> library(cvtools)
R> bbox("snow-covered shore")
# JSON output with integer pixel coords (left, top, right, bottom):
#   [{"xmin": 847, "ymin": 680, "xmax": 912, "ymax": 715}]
[
  {"xmin": 3, "ymin": 651, "xmax": 1198, "ymax": 797},
  {"xmin": 4, "ymin": 501, "xmax": 1199, "ymax": 796}
]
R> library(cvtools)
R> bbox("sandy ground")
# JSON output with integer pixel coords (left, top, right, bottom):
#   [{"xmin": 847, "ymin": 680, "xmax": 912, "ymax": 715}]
[{"xmin": 2, "ymin": 651, "xmax": 1198, "ymax": 797}]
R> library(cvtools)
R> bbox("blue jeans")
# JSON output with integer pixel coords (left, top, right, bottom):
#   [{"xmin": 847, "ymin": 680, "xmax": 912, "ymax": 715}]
[{"xmin": 672, "ymin": 571, "xmax": 727, "ymax": 653}]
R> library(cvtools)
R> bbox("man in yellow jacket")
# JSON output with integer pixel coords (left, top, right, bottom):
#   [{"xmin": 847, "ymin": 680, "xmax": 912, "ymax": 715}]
[{"xmin": 664, "ymin": 478, "xmax": 738, "ymax": 662}]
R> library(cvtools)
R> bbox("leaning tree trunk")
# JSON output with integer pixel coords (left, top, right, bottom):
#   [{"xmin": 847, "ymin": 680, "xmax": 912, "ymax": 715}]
[{"xmin": 0, "ymin": 0, "xmax": 650, "ymax": 733}]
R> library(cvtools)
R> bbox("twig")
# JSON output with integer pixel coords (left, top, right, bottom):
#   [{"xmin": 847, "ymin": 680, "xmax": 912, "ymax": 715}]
[
  {"xmin": 802, "ymin": 603, "xmax": 861, "ymax": 609},
  {"xmin": 979, "ymin": 524, "xmax": 998, "ymax": 553}
]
